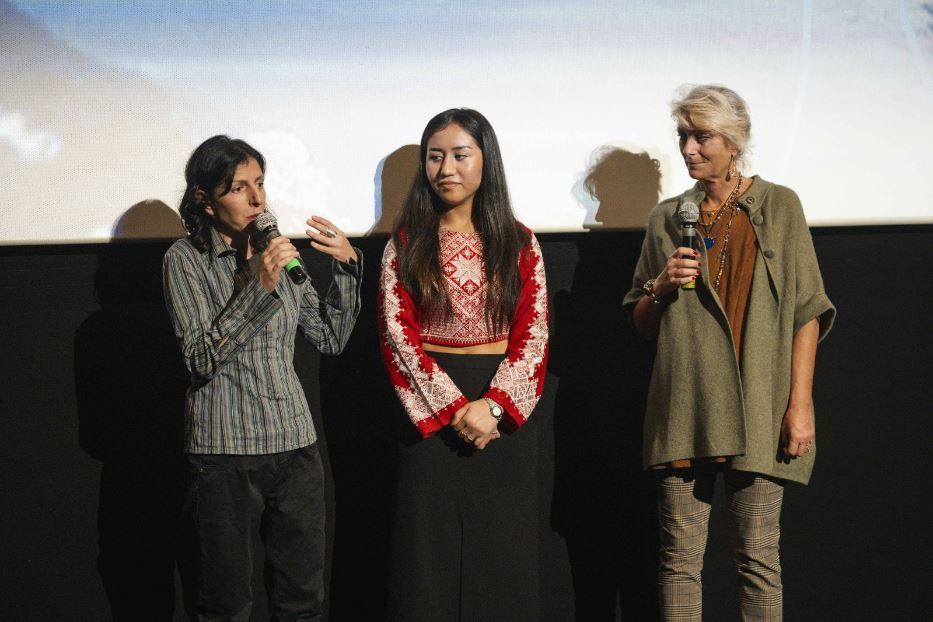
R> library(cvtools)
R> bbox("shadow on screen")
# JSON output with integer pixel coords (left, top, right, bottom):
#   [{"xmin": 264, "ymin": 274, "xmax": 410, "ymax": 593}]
[
  {"xmin": 75, "ymin": 202, "xmax": 188, "ymax": 620},
  {"xmin": 369, "ymin": 145, "xmax": 419, "ymax": 235},
  {"xmin": 313, "ymin": 235, "xmax": 402, "ymax": 620},
  {"xmin": 576, "ymin": 147, "xmax": 662, "ymax": 230},
  {"xmin": 111, "ymin": 199, "xmax": 186, "ymax": 240},
  {"xmin": 548, "ymin": 235, "xmax": 659, "ymax": 618}
]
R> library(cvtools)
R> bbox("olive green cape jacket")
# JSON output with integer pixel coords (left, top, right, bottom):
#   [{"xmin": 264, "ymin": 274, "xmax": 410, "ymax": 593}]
[{"xmin": 623, "ymin": 177, "xmax": 835, "ymax": 484}]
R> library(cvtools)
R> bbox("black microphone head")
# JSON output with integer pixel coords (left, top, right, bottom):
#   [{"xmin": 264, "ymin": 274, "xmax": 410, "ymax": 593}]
[{"xmin": 678, "ymin": 201, "xmax": 699, "ymax": 225}]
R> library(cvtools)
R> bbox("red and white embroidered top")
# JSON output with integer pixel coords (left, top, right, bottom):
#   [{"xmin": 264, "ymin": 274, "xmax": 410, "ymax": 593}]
[{"xmin": 378, "ymin": 227, "xmax": 549, "ymax": 438}]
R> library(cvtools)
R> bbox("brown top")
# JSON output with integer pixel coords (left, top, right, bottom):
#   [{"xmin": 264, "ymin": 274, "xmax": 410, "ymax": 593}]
[
  {"xmin": 658, "ymin": 199, "xmax": 758, "ymax": 470},
  {"xmin": 700, "ymin": 206, "xmax": 758, "ymax": 360}
]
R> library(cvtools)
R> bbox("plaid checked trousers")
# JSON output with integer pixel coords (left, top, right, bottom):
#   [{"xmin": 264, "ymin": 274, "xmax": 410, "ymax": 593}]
[{"xmin": 655, "ymin": 465, "xmax": 785, "ymax": 621}]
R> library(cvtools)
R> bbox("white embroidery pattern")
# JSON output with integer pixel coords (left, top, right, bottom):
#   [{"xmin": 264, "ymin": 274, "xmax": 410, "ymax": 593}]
[
  {"xmin": 423, "ymin": 229, "xmax": 507, "ymax": 344},
  {"xmin": 380, "ymin": 240, "xmax": 464, "ymax": 425},
  {"xmin": 489, "ymin": 234, "xmax": 549, "ymax": 420}
]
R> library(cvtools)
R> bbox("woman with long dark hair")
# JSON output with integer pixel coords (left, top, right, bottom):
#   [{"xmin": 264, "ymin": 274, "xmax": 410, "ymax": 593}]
[
  {"xmin": 163, "ymin": 135, "xmax": 362, "ymax": 620},
  {"xmin": 378, "ymin": 109, "xmax": 549, "ymax": 621}
]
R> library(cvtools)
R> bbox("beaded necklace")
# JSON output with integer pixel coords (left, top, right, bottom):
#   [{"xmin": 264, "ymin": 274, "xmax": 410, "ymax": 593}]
[
  {"xmin": 699, "ymin": 174, "xmax": 743, "ymax": 248},
  {"xmin": 698, "ymin": 174, "xmax": 743, "ymax": 291}
]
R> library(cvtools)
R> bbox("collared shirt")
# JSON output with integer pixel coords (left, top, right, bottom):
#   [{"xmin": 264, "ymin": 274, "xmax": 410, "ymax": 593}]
[{"xmin": 163, "ymin": 227, "xmax": 362, "ymax": 455}]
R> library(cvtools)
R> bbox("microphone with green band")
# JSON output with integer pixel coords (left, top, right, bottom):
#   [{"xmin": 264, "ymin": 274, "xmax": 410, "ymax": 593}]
[{"xmin": 255, "ymin": 212, "xmax": 307, "ymax": 285}]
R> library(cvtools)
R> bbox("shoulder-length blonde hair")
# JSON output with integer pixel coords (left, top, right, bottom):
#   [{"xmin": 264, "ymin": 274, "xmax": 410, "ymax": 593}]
[{"xmin": 671, "ymin": 84, "xmax": 751, "ymax": 166}]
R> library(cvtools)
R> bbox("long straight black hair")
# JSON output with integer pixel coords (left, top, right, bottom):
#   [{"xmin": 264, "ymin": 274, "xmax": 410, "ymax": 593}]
[
  {"xmin": 178, "ymin": 135, "xmax": 265, "ymax": 253},
  {"xmin": 393, "ymin": 108, "xmax": 530, "ymax": 331}
]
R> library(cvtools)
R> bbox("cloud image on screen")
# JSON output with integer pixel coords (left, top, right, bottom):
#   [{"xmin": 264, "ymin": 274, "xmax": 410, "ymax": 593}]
[{"xmin": 1, "ymin": 0, "xmax": 931, "ymax": 244}]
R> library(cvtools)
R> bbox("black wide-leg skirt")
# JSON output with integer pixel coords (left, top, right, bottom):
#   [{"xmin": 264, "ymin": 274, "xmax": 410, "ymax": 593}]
[{"xmin": 387, "ymin": 352, "xmax": 540, "ymax": 622}]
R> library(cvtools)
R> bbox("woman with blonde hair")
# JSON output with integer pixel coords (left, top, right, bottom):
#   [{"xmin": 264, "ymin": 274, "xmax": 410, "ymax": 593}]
[{"xmin": 624, "ymin": 85, "xmax": 835, "ymax": 620}]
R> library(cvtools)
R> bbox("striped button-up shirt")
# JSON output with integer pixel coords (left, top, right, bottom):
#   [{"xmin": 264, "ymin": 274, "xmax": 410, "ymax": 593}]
[{"xmin": 163, "ymin": 227, "xmax": 362, "ymax": 454}]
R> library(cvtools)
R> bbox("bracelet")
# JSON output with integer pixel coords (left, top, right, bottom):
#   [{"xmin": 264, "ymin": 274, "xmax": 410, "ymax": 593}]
[{"xmin": 641, "ymin": 278, "xmax": 664, "ymax": 305}]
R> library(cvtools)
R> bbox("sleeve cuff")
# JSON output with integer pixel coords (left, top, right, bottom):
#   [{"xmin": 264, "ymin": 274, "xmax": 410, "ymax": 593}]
[
  {"xmin": 794, "ymin": 293, "xmax": 835, "ymax": 342},
  {"xmin": 415, "ymin": 395, "xmax": 470, "ymax": 438},
  {"xmin": 333, "ymin": 248, "xmax": 364, "ymax": 277}
]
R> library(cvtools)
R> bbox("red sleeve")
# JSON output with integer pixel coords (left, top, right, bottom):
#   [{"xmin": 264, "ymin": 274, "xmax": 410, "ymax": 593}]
[
  {"xmin": 484, "ymin": 232, "xmax": 549, "ymax": 430},
  {"xmin": 378, "ymin": 237, "xmax": 469, "ymax": 437}
]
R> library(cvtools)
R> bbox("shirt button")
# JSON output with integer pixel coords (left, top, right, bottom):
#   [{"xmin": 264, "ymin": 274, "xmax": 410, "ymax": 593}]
[
  {"xmin": 764, "ymin": 249, "xmax": 775, "ymax": 259},
  {"xmin": 747, "ymin": 196, "xmax": 756, "ymax": 204},
  {"xmin": 752, "ymin": 215, "xmax": 763, "ymax": 225}
]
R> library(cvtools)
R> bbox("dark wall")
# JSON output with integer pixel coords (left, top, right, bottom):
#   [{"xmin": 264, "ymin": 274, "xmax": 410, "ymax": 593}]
[{"xmin": 1, "ymin": 227, "xmax": 930, "ymax": 621}]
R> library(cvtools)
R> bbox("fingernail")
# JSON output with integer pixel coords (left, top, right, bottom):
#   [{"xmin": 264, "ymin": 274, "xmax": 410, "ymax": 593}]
[{"xmin": 692, "ymin": 276, "xmax": 697, "ymax": 281}]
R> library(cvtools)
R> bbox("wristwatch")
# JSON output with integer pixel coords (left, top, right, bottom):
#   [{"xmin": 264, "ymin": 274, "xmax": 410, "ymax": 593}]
[
  {"xmin": 641, "ymin": 278, "xmax": 664, "ymax": 305},
  {"xmin": 483, "ymin": 397, "xmax": 504, "ymax": 421}
]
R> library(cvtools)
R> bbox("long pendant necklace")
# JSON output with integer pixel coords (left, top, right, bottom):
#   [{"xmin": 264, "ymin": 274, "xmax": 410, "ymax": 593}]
[
  {"xmin": 710, "ymin": 205, "xmax": 738, "ymax": 291},
  {"xmin": 699, "ymin": 174, "xmax": 743, "ymax": 249},
  {"xmin": 701, "ymin": 205, "xmax": 727, "ymax": 248}
]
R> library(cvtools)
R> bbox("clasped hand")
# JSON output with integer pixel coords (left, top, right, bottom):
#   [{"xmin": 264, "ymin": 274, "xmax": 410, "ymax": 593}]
[{"xmin": 451, "ymin": 400, "xmax": 500, "ymax": 450}]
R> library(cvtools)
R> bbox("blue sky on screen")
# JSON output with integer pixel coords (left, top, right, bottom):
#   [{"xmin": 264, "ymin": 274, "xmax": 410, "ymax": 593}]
[{"xmin": 2, "ymin": 1, "xmax": 931, "ymax": 242}]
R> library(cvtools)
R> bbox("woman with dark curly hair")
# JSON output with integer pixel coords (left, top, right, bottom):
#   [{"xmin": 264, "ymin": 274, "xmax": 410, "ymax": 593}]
[
  {"xmin": 164, "ymin": 135, "xmax": 362, "ymax": 620},
  {"xmin": 378, "ymin": 109, "xmax": 549, "ymax": 622}
]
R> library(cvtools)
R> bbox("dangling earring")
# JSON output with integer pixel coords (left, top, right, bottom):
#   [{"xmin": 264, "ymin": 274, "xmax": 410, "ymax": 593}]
[{"xmin": 726, "ymin": 154, "xmax": 736, "ymax": 182}]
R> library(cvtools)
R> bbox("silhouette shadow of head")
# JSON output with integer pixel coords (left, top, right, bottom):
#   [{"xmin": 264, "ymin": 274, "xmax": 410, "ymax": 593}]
[
  {"xmin": 369, "ymin": 145, "xmax": 419, "ymax": 235},
  {"xmin": 580, "ymin": 148, "xmax": 662, "ymax": 230},
  {"xmin": 111, "ymin": 199, "xmax": 186, "ymax": 240}
]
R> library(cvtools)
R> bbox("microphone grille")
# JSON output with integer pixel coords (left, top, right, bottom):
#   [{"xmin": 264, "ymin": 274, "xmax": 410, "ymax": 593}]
[
  {"xmin": 255, "ymin": 212, "xmax": 277, "ymax": 231},
  {"xmin": 678, "ymin": 201, "xmax": 699, "ymax": 224}
]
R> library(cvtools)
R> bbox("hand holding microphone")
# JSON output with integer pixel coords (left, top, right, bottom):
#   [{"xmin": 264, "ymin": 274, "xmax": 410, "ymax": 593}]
[
  {"xmin": 254, "ymin": 213, "xmax": 307, "ymax": 290},
  {"xmin": 650, "ymin": 202, "xmax": 702, "ymax": 298},
  {"xmin": 678, "ymin": 202, "xmax": 700, "ymax": 290}
]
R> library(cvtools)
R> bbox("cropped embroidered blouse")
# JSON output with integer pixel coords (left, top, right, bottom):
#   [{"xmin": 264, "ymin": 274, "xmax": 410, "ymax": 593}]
[{"xmin": 378, "ymin": 227, "xmax": 549, "ymax": 437}]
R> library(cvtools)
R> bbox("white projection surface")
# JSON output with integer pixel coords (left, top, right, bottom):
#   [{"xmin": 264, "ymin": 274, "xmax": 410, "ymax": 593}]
[{"xmin": 2, "ymin": 1, "xmax": 932, "ymax": 243}]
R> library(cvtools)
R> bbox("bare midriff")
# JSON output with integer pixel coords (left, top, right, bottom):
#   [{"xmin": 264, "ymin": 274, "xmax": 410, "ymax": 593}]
[{"xmin": 423, "ymin": 339, "xmax": 508, "ymax": 355}]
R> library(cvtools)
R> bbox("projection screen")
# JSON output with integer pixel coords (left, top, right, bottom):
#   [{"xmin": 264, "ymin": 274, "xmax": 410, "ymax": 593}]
[{"xmin": 2, "ymin": 0, "xmax": 931, "ymax": 244}]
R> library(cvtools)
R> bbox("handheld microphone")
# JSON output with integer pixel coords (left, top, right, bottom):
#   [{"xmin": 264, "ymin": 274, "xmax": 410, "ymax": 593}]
[
  {"xmin": 254, "ymin": 213, "xmax": 307, "ymax": 285},
  {"xmin": 678, "ymin": 201, "xmax": 699, "ymax": 290}
]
